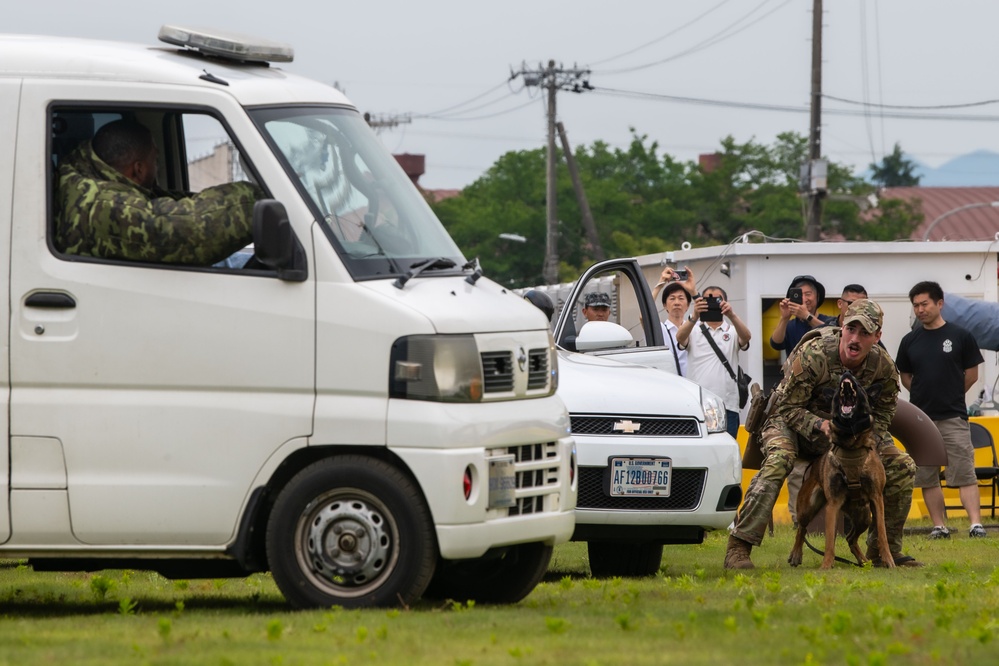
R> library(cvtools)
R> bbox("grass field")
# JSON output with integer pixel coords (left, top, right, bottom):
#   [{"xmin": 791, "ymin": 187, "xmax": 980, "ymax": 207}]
[{"xmin": 3, "ymin": 519, "xmax": 999, "ymax": 665}]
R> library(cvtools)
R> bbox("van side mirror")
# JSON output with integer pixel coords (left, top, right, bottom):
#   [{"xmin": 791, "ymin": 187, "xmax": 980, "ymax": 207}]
[{"xmin": 252, "ymin": 199, "xmax": 307, "ymax": 282}]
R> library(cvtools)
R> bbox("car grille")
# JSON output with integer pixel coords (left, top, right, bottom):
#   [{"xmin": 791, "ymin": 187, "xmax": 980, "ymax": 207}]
[
  {"xmin": 488, "ymin": 441, "xmax": 562, "ymax": 516},
  {"xmin": 570, "ymin": 415, "xmax": 700, "ymax": 437},
  {"xmin": 481, "ymin": 351, "xmax": 514, "ymax": 393},
  {"xmin": 577, "ymin": 466, "xmax": 705, "ymax": 510},
  {"xmin": 527, "ymin": 348, "xmax": 548, "ymax": 390}
]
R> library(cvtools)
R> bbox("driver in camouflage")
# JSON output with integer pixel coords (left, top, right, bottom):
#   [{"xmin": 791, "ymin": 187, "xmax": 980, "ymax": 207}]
[
  {"xmin": 725, "ymin": 299, "xmax": 922, "ymax": 569},
  {"xmin": 56, "ymin": 119, "xmax": 262, "ymax": 265}
]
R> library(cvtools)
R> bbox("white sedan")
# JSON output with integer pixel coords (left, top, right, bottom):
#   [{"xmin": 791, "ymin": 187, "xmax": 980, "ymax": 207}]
[{"xmin": 549, "ymin": 257, "xmax": 743, "ymax": 577}]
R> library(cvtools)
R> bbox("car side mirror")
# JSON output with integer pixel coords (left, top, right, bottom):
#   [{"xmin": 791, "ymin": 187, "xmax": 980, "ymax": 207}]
[
  {"xmin": 575, "ymin": 321, "xmax": 635, "ymax": 351},
  {"xmin": 252, "ymin": 199, "xmax": 307, "ymax": 282}
]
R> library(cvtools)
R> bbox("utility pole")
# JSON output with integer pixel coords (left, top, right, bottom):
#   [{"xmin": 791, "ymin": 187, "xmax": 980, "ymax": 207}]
[
  {"xmin": 511, "ymin": 60, "xmax": 592, "ymax": 284},
  {"xmin": 556, "ymin": 122, "xmax": 604, "ymax": 262},
  {"xmin": 544, "ymin": 63, "xmax": 559, "ymax": 284},
  {"xmin": 805, "ymin": 0, "xmax": 825, "ymax": 242}
]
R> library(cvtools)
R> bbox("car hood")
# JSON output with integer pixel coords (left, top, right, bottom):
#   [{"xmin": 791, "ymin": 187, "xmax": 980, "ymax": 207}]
[
  {"xmin": 359, "ymin": 275, "xmax": 550, "ymax": 334},
  {"xmin": 556, "ymin": 350, "xmax": 705, "ymax": 417}
]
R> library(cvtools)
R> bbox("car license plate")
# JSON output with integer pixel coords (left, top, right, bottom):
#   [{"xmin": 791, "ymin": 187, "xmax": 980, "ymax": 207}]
[
  {"xmin": 609, "ymin": 457, "xmax": 672, "ymax": 497},
  {"xmin": 488, "ymin": 455, "xmax": 517, "ymax": 509}
]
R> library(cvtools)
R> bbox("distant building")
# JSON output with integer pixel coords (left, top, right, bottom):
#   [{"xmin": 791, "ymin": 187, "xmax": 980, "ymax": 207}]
[
  {"xmin": 394, "ymin": 153, "xmax": 425, "ymax": 186},
  {"xmin": 189, "ymin": 140, "xmax": 244, "ymax": 191},
  {"xmin": 881, "ymin": 186, "xmax": 999, "ymax": 241}
]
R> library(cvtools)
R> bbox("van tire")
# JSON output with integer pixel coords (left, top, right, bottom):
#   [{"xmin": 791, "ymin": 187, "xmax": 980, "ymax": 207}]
[
  {"xmin": 266, "ymin": 455, "xmax": 436, "ymax": 609},
  {"xmin": 423, "ymin": 542, "xmax": 552, "ymax": 604},
  {"xmin": 587, "ymin": 542, "xmax": 663, "ymax": 577}
]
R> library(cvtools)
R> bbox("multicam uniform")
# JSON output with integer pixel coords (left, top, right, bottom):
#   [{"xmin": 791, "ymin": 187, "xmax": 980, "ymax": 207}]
[
  {"xmin": 56, "ymin": 141, "xmax": 262, "ymax": 265},
  {"xmin": 732, "ymin": 326, "xmax": 916, "ymax": 557}
]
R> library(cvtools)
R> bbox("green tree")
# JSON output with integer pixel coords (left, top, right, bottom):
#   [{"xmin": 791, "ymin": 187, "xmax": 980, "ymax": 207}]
[
  {"xmin": 869, "ymin": 142, "xmax": 921, "ymax": 187},
  {"xmin": 430, "ymin": 131, "xmax": 921, "ymax": 287}
]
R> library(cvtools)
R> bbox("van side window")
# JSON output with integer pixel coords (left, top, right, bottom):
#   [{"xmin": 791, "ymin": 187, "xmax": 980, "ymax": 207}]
[{"xmin": 50, "ymin": 107, "xmax": 265, "ymax": 271}]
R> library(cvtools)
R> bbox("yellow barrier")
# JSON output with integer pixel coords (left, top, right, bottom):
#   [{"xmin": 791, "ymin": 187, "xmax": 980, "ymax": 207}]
[{"xmin": 737, "ymin": 415, "xmax": 999, "ymax": 524}]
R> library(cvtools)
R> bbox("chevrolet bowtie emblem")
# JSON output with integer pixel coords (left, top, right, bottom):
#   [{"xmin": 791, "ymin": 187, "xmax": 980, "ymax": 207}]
[
  {"xmin": 517, "ymin": 346, "xmax": 527, "ymax": 372},
  {"xmin": 613, "ymin": 420, "xmax": 641, "ymax": 434}
]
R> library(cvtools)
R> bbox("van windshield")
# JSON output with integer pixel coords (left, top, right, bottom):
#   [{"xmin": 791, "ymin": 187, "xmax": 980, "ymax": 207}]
[{"xmin": 249, "ymin": 106, "xmax": 466, "ymax": 280}]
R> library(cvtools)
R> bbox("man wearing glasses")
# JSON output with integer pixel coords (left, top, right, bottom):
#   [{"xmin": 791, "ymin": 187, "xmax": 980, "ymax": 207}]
[{"xmin": 835, "ymin": 285, "xmax": 869, "ymax": 326}]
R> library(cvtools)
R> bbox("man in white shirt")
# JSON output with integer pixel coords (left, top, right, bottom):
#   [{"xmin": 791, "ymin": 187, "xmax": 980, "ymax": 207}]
[{"xmin": 675, "ymin": 286, "xmax": 751, "ymax": 438}]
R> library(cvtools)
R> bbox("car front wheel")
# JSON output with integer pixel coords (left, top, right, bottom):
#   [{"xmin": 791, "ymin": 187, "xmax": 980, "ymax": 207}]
[
  {"xmin": 266, "ymin": 455, "xmax": 436, "ymax": 609},
  {"xmin": 587, "ymin": 541, "xmax": 663, "ymax": 577}
]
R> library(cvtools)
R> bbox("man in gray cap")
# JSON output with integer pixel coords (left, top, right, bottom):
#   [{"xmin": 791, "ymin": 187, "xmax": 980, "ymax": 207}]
[
  {"xmin": 582, "ymin": 291, "xmax": 613, "ymax": 323},
  {"xmin": 726, "ymin": 299, "xmax": 921, "ymax": 569}
]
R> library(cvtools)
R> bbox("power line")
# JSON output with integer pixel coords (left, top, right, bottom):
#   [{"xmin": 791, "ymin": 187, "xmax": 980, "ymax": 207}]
[
  {"xmin": 415, "ymin": 79, "xmax": 515, "ymax": 117},
  {"xmin": 594, "ymin": 0, "xmax": 793, "ymax": 76},
  {"xmin": 589, "ymin": 0, "xmax": 734, "ymax": 66},
  {"xmin": 591, "ymin": 86, "xmax": 999, "ymax": 122},
  {"xmin": 419, "ymin": 86, "xmax": 531, "ymax": 120},
  {"xmin": 822, "ymin": 93, "xmax": 999, "ymax": 110},
  {"xmin": 420, "ymin": 97, "xmax": 541, "ymax": 122}
]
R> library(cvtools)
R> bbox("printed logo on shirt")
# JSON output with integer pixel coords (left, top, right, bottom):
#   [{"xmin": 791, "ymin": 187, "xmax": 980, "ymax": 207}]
[
  {"xmin": 943, "ymin": 339, "xmax": 953, "ymax": 353},
  {"xmin": 723, "ymin": 333, "xmax": 731, "ymax": 342}
]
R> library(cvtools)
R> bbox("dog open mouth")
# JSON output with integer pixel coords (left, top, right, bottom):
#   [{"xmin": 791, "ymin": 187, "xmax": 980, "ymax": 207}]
[{"xmin": 837, "ymin": 376, "xmax": 858, "ymax": 417}]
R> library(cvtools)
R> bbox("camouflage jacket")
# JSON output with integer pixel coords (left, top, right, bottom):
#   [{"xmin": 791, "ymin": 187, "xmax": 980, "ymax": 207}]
[
  {"xmin": 56, "ymin": 141, "xmax": 262, "ymax": 265},
  {"xmin": 773, "ymin": 327, "xmax": 899, "ymax": 444}
]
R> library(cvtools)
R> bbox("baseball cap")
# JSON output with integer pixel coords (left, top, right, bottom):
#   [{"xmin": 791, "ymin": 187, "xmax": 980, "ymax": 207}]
[
  {"xmin": 843, "ymin": 299, "xmax": 883, "ymax": 333},
  {"xmin": 661, "ymin": 281, "xmax": 691, "ymax": 306},
  {"xmin": 584, "ymin": 292, "xmax": 612, "ymax": 308},
  {"xmin": 788, "ymin": 275, "xmax": 826, "ymax": 307}
]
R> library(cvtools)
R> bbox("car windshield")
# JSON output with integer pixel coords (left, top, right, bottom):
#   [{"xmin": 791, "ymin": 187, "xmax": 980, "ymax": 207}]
[{"xmin": 249, "ymin": 106, "xmax": 465, "ymax": 279}]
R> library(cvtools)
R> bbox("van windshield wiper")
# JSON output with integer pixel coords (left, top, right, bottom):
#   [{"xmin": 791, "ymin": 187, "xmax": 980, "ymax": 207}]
[{"xmin": 393, "ymin": 257, "xmax": 457, "ymax": 289}]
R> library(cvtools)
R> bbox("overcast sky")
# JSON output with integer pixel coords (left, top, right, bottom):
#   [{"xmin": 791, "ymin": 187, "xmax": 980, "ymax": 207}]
[{"xmin": 11, "ymin": 1, "xmax": 999, "ymax": 189}]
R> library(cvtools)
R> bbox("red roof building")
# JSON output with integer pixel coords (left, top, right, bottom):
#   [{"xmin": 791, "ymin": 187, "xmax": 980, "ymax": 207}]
[{"xmin": 882, "ymin": 187, "xmax": 999, "ymax": 241}]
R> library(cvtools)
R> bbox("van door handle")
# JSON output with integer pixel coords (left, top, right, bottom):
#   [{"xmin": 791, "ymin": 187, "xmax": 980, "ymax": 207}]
[{"xmin": 25, "ymin": 292, "xmax": 77, "ymax": 309}]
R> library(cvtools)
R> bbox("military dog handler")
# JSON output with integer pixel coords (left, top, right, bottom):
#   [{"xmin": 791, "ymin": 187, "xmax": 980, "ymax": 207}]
[{"xmin": 725, "ymin": 300, "xmax": 923, "ymax": 569}]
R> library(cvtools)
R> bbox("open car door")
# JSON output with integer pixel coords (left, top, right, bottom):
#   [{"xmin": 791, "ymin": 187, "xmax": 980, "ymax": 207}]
[{"xmin": 554, "ymin": 258, "xmax": 681, "ymax": 374}]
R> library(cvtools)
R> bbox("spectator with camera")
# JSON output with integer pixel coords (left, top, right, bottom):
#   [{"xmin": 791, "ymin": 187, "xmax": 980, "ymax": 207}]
[
  {"xmin": 770, "ymin": 275, "xmax": 837, "ymax": 353},
  {"xmin": 651, "ymin": 266, "xmax": 697, "ymax": 376},
  {"xmin": 676, "ymin": 286, "xmax": 751, "ymax": 437}
]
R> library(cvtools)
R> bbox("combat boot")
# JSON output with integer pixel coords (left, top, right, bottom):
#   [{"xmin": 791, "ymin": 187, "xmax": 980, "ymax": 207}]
[{"xmin": 724, "ymin": 534, "xmax": 755, "ymax": 569}]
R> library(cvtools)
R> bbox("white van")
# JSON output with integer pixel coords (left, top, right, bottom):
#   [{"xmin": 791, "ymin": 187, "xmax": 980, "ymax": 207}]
[{"xmin": 0, "ymin": 27, "xmax": 576, "ymax": 609}]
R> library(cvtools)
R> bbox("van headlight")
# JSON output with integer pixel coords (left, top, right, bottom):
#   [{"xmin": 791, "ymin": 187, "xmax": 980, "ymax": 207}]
[
  {"xmin": 701, "ymin": 388, "xmax": 728, "ymax": 433},
  {"xmin": 390, "ymin": 335, "xmax": 483, "ymax": 402}
]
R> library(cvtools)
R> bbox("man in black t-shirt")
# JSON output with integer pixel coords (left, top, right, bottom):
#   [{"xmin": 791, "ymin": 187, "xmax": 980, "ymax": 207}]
[{"xmin": 897, "ymin": 281, "xmax": 986, "ymax": 540}]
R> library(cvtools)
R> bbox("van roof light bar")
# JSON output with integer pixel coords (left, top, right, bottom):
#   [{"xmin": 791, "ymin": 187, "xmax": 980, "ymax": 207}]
[{"xmin": 158, "ymin": 25, "xmax": 294, "ymax": 64}]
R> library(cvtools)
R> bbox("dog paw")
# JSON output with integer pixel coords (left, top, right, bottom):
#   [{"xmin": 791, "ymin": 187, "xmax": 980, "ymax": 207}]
[{"xmin": 787, "ymin": 553, "xmax": 802, "ymax": 567}]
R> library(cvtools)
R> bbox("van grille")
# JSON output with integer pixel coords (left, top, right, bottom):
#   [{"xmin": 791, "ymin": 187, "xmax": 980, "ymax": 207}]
[
  {"xmin": 481, "ymin": 351, "xmax": 513, "ymax": 393},
  {"xmin": 488, "ymin": 442, "xmax": 561, "ymax": 516},
  {"xmin": 527, "ymin": 348, "xmax": 548, "ymax": 390},
  {"xmin": 577, "ymin": 466, "xmax": 705, "ymax": 510},
  {"xmin": 570, "ymin": 415, "xmax": 699, "ymax": 437}
]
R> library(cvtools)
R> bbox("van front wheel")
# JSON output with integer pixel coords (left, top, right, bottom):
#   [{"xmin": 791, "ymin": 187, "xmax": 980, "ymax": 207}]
[{"xmin": 266, "ymin": 456, "xmax": 436, "ymax": 609}]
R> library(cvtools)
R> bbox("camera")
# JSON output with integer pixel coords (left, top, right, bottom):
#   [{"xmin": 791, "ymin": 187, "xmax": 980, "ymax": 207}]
[
  {"xmin": 788, "ymin": 287, "xmax": 803, "ymax": 305},
  {"xmin": 672, "ymin": 269, "xmax": 688, "ymax": 281},
  {"xmin": 702, "ymin": 295, "xmax": 723, "ymax": 322}
]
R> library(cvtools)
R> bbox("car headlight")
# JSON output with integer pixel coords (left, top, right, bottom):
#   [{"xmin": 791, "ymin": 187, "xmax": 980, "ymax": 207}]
[
  {"xmin": 701, "ymin": 388, "xmax": 728, "ymax": 433},
  {"xmin": 390, "ymin": 335, "xmax": 483, "ymax": 402}
]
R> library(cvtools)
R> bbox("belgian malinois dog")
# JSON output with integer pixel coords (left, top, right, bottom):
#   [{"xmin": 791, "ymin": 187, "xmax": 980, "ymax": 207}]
[{"xmin": 788, "ymin": 370, "xmax": 895, "ymax": 569}]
